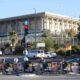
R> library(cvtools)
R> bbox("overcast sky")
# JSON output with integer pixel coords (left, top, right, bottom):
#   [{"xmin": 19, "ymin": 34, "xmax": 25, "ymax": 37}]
[{"xmin": 0, "ymin": 0, "xmax": 80, "ymax": 19}]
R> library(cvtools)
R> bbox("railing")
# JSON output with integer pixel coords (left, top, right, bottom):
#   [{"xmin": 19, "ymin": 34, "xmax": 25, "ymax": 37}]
[
  {"xmin": 0, "ymin": 57, "xmax": 79, "ymax": 75},
  {"xmin": 0, "ymin": 33, "xmax": 79, "ymax": 48}
]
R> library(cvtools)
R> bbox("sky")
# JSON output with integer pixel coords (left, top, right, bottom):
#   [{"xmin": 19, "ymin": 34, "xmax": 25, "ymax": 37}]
[{"xmin": 0, "ymin": 0, "xmax": 80, "ymax": 19}]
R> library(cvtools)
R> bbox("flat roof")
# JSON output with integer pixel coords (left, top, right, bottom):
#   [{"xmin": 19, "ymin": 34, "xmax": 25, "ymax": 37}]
[
  {"xmin": 0, "ymin": 12, "xmax": 79, "ymax": 22},
  {"xmin": 0, "ymin": 12, "xmax": 45, "ymax": 22}
]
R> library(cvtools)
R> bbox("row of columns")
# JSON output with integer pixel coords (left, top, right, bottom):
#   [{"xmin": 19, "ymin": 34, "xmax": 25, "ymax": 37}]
[{"xmin": 41, "ymin": 16, "xmax": 78, "ymax": 34}]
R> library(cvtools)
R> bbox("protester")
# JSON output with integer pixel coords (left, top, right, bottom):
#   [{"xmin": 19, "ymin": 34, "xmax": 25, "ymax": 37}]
[
  {"xmin": 0, "ymin": 49, "xmax": 2, "ymax": 55},
  {"xmin": 13, "ymin": 58, "xmax": 19, "ymax": 76},
  {"xmin": 71, "ymin": 62, "xmax": 79, "ymax": 73},
  {"xmin": 42, "ymin": 60, "xmax": 48, "ymax": 71},
  {"xmin": 23, "ymin": 56, "xmax": 29, "ymax": 73},
  {"xmin": 13, "ymin": 63, "xmax": 19, "ymax": 76},
  {"xmin": 23, "ymin": 61, "xmax": 29, "ymax": 72},
  {"xmin": 23, "ymin": 48, "xmax": 28, "ymax": 56},
  {"xmin": 61, "ymin": 61, "xmax": 68, "ymax": 73}
]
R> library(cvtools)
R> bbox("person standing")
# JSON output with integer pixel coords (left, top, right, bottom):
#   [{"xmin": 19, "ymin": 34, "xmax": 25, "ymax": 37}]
[
  {"xmin": 71, "ymin": 62, "xmax": 79, "ymax": 73},
  {"xmin": 13, "ymin": 58, "xmax": 19, "ymax": 76},
  {"xmin": 0, "ymin": 49, "xmax": 2, "ymax": 55},
  {"xmin": 23, "ymin": 57, "xmax": 29, "ymax": 73},
  {"xmin": 23, "ymin": 48, "xmax": 28, "ymax": 56}
]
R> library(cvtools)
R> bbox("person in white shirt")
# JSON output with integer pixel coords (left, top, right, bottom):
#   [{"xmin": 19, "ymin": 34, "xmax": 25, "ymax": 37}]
[
  {"xmin": 14, "ymin": 58, "xmax": 18, "ymax": 63},
  {"xmin": 0, "ymin": 49, "xmax": 2, "ymax": 55},
  {"xmin": 23, "ymin": 48, "xmax": 28, "ymax": 56}
]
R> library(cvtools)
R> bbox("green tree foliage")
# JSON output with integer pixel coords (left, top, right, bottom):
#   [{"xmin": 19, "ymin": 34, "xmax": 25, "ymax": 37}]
[
  {"xmin": 9, "ymin": 31, "xmax": 18, "ymax": 50},
  {"xmin": 42, "ymin": 30, "xmax": 51, "ymax": 37},
  {"xmin": 65, "ymin": 28, "xmax": 76, "ymax": 37},
  {"xmin": 44, "ymin": 36, "xmax": 54, "ymax": 50},
  {"xmin": 72, "ymin": 45, "xmax": 80, "ymax": 52},
  {"xmin": 42, "ymin": 30, "xmax": 55, "ymax": 51},
  {"xmin": 77, "ymin": 22, "xmax": 80, "ymax": 41}
]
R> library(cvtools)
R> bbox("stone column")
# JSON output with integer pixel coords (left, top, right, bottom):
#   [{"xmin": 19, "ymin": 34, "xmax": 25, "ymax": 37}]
[
  {"xmin": 41, "ymin": 17, "xmax": 44, "ymax": 30},
  {"xmin": 57, "ymin": 19, "xmax": 60, "ymax": 32},
  {"xmin": 65, "ymin": 21, "xmax": 68, "ymax": 29},
  {"xmin": 71, "ymin": 21, "xmax": 74, "ymax": 29},
  {"xmin": 52, "ymin": 19, "xmax": 56, "ymax": 34},
  {"xmin": 45, "ymin": 16, "xmax": 48, "ymax": 29},
  {"xmin": 50, "ymin": 18, "xmax": 54, "ymax": 33},
  {"xmin": 59, "ymin": 19, "xmax": 64, "ymax": 33},
  {"xmin": 43, "ymin": 16, "xmax": 47, "ymax": 30},
  {"xmin": 62, "ymin": 20, "xmax": 65, "ymax": 31},
  {"xmin": 48, "ymin": 18, "xmax": 52, "ymax": 30},
  {"xmin": 75, "ymin": 22, "xmax": 78, "ymax": 33}
]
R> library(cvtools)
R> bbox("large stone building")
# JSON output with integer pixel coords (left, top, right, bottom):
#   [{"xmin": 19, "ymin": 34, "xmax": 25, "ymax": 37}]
[{"xmin": 0, "ymin": 12, "xmax": 80, "ymax": 45}]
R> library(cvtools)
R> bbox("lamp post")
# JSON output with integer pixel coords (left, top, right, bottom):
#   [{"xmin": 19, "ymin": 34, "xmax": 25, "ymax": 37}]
[{"xmin": 33, "ymin": 8, "xmax": 37, "ymax": 48}]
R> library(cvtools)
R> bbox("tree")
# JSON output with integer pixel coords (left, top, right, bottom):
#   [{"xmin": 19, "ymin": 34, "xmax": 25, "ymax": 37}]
[
  {"xmin": 42, "ymin": 30, "xmax": 55, "ymax": 51},
  {"xmin": 44, "ymin": 36, "xmax": 54, "ymax": 51},
  {"xmin": 9, "ymin": 31, "xmax": 18, "ymax": 52},
  {"xmin": 65, "ymin": 28, "xmax": 76, "ymax": 37},
  {"xmin": 42, "ymin": 30, "xmax": 51, "ymax": 37},
  {"xmin": 77, "ymin": 21, "xmax": 80, "ymax": 41}
]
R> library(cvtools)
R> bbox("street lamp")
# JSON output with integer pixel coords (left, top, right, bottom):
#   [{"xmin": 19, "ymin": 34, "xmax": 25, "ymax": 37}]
[{"xmin": 33, "ymin": 8, "xmax": 37, "ymax": 48}]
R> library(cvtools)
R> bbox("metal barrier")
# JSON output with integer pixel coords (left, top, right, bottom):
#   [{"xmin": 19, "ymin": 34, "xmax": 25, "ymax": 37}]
[{"xmin": 0, "ymin": 58, "xmax": 80, "ymax": 75}]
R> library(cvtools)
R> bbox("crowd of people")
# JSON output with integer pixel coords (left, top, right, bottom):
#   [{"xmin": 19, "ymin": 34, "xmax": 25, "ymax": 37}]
[
  {"xmin": 0, "ymin": 48, "xmax": 79, "ymax": 75},
  {"xmin": 0, "ymin": 57, "xmax": 79, "ymax": 75}
]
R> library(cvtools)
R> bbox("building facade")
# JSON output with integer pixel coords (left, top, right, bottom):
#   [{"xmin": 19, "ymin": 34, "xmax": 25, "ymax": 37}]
[{"xmin": 0, "ymin": 12, "xmax": 80, "ymax": 45}]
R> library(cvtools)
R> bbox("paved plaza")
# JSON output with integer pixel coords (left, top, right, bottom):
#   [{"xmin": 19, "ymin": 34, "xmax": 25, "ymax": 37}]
[{"xmin": 0, "ymin": 74, "xmax": 80, "ymax": 80}]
